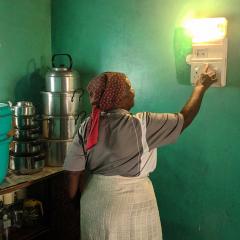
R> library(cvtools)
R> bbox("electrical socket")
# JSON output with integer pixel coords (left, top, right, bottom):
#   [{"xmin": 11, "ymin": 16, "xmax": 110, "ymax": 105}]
[{"xmin": 190, "ymin": 61, "xmax": 225, "ymax": 87}]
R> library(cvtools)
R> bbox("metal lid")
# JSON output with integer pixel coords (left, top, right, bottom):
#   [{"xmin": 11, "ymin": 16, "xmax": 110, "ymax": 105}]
[
  {"xmin": 46, "ymin": 68, "xmax": 80, "ymax": 78},
  {"xmin": 16, "ymin": 101, "xmax": 34, "ymax": 107},
  {"xmin": 13, "ymin": 101, "xmax": 35, "ymax": 116},
  {"xmin": 0, "ymin": 103, "xmax": 12, "ymax": 116},
  {"xmin": 46, "ymin": 53, "xmax": 80, "ymax": 78}
]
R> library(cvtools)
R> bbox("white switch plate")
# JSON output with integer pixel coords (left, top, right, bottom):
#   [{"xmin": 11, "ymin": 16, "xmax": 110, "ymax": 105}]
[
  {"xmin": 187, "ymin": 38, "xmax": 228, "ymax": 87},
  {"xmin": 190, "ymin": 61, "xmax": 226, "ymax": 87}
]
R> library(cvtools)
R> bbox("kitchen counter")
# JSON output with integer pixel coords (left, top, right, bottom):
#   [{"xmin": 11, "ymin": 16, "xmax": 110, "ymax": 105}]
[
  {"xmin": 0, "ymin": 167, "xmax": 63, "ymax": 195},
  {"xmin": 0, "ymin": 166, "xmax": 80, "ymax": 240}
]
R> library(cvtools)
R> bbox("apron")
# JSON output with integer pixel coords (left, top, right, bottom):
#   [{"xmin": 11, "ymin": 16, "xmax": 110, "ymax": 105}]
[{"xmin": 80, "ymin": 174, "xmax": 162, "ymax": 240}]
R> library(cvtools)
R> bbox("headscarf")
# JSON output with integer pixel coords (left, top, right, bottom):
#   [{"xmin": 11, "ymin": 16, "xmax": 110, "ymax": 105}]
[{"xmin": 86, "ymin": 72, "xmax": 129, "ymax": 150}]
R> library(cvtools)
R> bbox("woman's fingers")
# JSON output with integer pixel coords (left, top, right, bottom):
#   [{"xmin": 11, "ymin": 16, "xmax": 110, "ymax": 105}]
[
  {"xmin": 202, "ymin": 63, "xmax": 217, "ymax": 80},
  {"xmin": 203, "ymin": 63, "xmax": 209, "ymax": 73},
  {"xmin": 208, "ymin": 71, "xmax": 216, "ymax": 78}
]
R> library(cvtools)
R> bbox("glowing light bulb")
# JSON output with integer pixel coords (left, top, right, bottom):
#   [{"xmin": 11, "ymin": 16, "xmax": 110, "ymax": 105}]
[{"xmin": 183, "ymin": 18, "xmax": 227, "ymax": 43}]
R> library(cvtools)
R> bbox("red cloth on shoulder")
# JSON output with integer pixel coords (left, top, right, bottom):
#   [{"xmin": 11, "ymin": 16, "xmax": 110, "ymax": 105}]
[
  {"xmin": 86, "ymin": 107, "xmax": 101, "ymax": 150},
  {"xmin": 86, "ymin": 72, "xmax": 128, "ymax": 150}
]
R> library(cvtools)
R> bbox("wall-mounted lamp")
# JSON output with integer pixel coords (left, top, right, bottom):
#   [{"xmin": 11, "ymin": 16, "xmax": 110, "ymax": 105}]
[
  {"xmin": 184, "ymin": 17, "xmax": 227, "ymax": 43},
  {"xmin": 184, "ymin": 17, "xmax": 228, "ymax": 87}
]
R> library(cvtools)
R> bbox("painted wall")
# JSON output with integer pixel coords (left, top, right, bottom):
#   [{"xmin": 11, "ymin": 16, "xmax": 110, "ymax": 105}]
[
  {"xmin": 51, "ymin": 0, "xmax": 240, "ymax": 239},
  {"xmin": 0, "ymin": 0, "xmax": 51, "ymax": 111}
]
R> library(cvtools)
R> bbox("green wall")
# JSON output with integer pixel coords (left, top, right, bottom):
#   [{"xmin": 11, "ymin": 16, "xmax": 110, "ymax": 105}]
[
  {"xmin": 52, "ymin": 1, "xmax": 240, "ymax": 239},
  {"xmin": 0, "ymin": 0, "xmax": 52, "ymax": 111}
]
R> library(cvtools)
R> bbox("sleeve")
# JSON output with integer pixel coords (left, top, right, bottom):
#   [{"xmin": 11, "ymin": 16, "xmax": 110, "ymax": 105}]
[
  {"xmin": 136, "ymin": 112, "xmax": 184, "ymax": 150},
  {"xmin": 63, "ymin": 122, "xmax": 87, "ymax": 172}
]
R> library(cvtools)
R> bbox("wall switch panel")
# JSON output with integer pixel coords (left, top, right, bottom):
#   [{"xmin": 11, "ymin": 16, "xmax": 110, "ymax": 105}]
[
  {"xmin": 187, "ymin": 38, "xmax": 228, "ymax": 87},
  {"xmin": 190, "ymin": 60, "xmax": 226, "ymax": 87}
]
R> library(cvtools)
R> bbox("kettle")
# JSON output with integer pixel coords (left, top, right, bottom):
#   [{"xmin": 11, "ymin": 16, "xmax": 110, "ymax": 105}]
[{"xmin": 45, "ymin": 53, "xmax": 81, "ymax": 92}]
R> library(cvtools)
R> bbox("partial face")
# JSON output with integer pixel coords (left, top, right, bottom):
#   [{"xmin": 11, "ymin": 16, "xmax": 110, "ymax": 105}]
[{"xmin": 120, "ymin": 78, "xmax": 135, "ymax": 110}]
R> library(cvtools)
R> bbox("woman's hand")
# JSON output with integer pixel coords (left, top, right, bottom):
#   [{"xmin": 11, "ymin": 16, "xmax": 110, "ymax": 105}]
[
  {"xmin": 195, "ymin": 64, "xmax": 217, "ymax": 91},
  {"xmin": 180, "ymin": 64, "xmax": 217, "ymax": 131},
  {"xmin": 64, "ymin": 170, "xmax": 87, "ymax": 200}
]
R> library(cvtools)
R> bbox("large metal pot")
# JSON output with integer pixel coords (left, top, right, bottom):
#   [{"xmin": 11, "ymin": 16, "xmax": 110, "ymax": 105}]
[
  {"xmin": 10, "ymin": 140, "xmax": 41, "ymax": 155},
  {"xmin": 12, "ymin": 101, "xmax": 35, "ymax": 116},
  {"xmin": 13, "ymin": 115, "xmax": 39, "ymax": 129},
  {"xmin": 41, "ymin": 111, "xmax": 86, "ymax": 140},
  {"xmin": 43, "ymin": 139, "xmax": 72, "ymax": 166},
  {"xmin": 42, "ymin": 115, "xmax": 78, "ymax": 140},
  {"xmin": 9, "ymin": 153, "xmax": 45, "ymax": 175},
  {"xmin": 41, "ymin": 90, "xmax": 84, "ymax": 116},
  {"xmin": 45, "ymin": 54, "xmax": 81, "ymax": 92},
  {"xmin": 14, "ymin": 128, "xmax": 40, "ymax": 141}
]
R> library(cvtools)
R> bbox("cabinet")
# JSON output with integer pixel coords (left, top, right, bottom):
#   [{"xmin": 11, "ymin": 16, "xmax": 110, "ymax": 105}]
[{"xmin": 0, "ymin": 167, "xmax": 80, "ymax": 240}]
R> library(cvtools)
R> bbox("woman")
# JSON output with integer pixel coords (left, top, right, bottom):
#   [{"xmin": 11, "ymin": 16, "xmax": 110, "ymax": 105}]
[{"xmin": 64, "ymin": 66, "xmax": 216, "ymax": 240}]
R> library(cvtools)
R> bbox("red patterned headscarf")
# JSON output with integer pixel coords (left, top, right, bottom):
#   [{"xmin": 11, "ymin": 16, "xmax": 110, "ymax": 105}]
[{"xmin": 86, "ymin": 72, "xmax": 129, "ymax": 150}]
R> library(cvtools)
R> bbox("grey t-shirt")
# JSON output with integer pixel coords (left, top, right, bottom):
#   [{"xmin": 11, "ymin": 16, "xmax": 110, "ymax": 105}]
[{"xmin": 64, "ymin": 109, "xmax": 184, "ymax": 177}]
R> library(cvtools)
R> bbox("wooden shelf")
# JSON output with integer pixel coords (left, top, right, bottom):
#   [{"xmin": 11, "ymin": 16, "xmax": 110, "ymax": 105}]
[
  {"xmin": 9, "ymin": 224, "xmax": 50, "ymax": 240},
  {"xmin": 0, "ymin": 169, "xmax": 80, "ymax": 240},
  {"xmin": 0, "ymin": 167, "xmax": 63, "ymax": 195}
]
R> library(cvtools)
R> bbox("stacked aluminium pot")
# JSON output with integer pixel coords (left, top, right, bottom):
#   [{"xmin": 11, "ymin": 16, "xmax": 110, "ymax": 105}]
[
  {"xmin": 41, "ymin": 54, "xmax": 84, "ymax": 167},
  {"xmin": 9, "ymin": 102, "xmax": 44, "ymax": 174}
]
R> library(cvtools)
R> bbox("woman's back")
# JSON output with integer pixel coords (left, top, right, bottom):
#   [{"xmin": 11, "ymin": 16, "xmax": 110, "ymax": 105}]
[{"xmin": 65, "ymin": 108, "xmax": 183, "ymax": 178}]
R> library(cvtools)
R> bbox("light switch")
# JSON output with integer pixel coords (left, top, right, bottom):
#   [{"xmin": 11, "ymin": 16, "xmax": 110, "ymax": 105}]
[
  {"xmin": 190, "ymin": 61, "xmax": 225, "ymax": 87},
  {"xmin": 184, "ymin": 18, "xmax": 228, "ymax": 87}
]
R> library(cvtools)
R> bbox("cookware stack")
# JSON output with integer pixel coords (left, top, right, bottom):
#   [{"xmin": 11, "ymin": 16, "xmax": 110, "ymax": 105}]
[
  {"xmin": 41, "ymin": 54, "xmax": 84, "ymax": 167},
  {"xmin": 9, "ymin": 101, "xmax": 45, "ymax": 174}
]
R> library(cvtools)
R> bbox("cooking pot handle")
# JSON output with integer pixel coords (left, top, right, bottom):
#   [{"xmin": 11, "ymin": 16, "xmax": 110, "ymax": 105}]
[
  {"xmin": 7, "ymin": 101, "xmax": 14, "ymax": 112},
  {"xmin": 49, "ymin": 118, "xmax": 53, "ymax": 138},
  {"xmin": 73, "ymin": 111, "xmax": 87, "ymax": 137},
  {"xmin": 74, "ymin": 114, "xmax": 80, "ymax": 125},
  {"xmin": 7, "ymin": 101, "xmax": 13, "ymax": 108},
  {"xmin": 41, "ymin": 117, "xmax": 53, "ymax": 138},
  {"xmin": 79, "ymin": 111, "xmax": 87, "ymax": 122},
  {"xmin": 74, "ymin": 111, "xmax": 86, "ymax": 125},
  {"xmin": 71, "ymin": 88, "xmax": 84, "ymax": 102},
  {"xmin": 52, "ymin": 54, "xmax": 73, "ymax": 70}
]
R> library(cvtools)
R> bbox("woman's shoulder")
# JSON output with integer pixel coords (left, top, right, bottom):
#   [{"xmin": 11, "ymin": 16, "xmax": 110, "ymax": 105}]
[{"xmin": 133, "ymin": 112, "xmax": 151, "ymax": 121}]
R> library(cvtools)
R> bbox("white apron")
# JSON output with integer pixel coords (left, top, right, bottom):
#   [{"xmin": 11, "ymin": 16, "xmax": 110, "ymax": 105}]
[{"xmin": 80, "ymin": 174, "xmax": 162, "ymax": 240}]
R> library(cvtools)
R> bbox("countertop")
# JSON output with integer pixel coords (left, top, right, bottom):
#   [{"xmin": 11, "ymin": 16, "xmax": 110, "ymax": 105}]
[{"xmin": 0, "ymin": 167, "xmax": 63, "ymax": 195}]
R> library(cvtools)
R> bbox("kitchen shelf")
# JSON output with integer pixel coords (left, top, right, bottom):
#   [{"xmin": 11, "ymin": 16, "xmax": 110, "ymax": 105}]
[
  {"xmin": 9, "ymin": 224, "xmax": 50, "ymax": 240},
  {"xmin": 0, "ymin": 167, "xmax": 63, "ymax": 195},
  {"xmin": 0, "ymin": 168, "xmax": 79, "ymax": 240}
]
